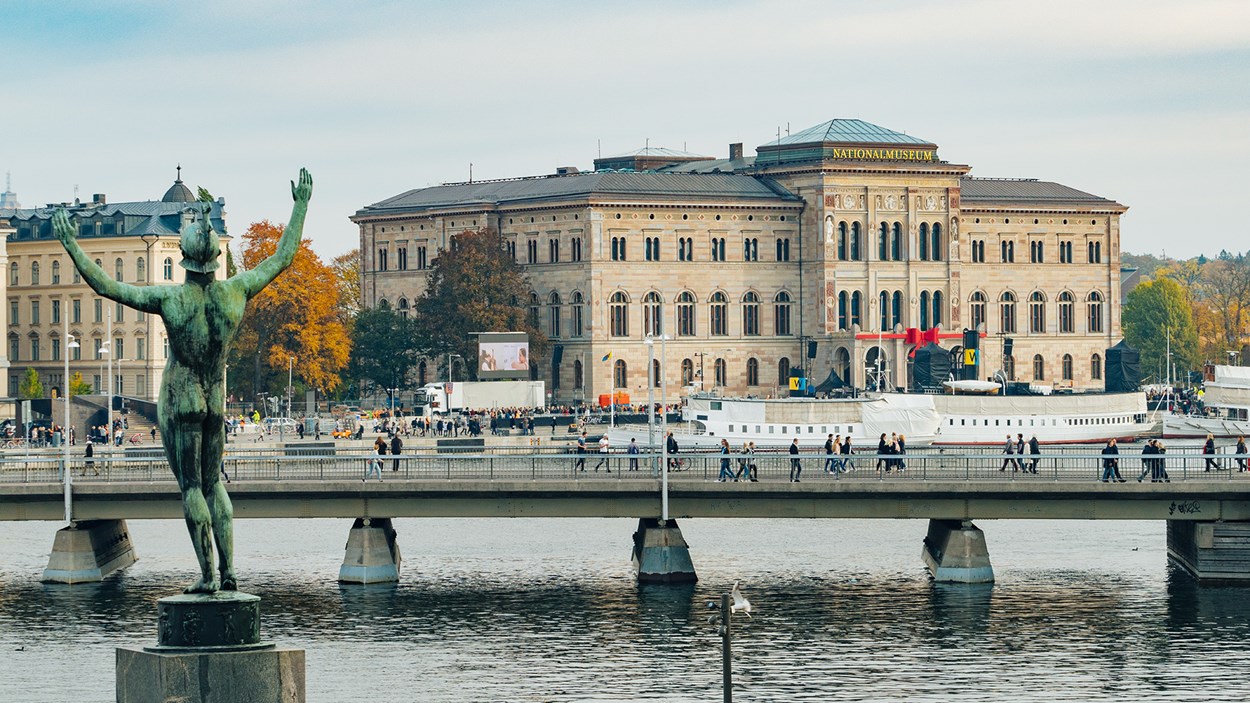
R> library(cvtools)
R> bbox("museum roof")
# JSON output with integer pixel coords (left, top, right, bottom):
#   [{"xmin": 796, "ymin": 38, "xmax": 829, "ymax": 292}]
[
  {"xmin": 599, "ymin": 146, "xmax": 710, "ymax": 159},
  {"xmin": 356, "ymin": 171, "xmax": 801, "ymax": 217},
  {"xmin": 768, "ymin": 119, "xmax": 935, "ymax": 148},
  {"xmin": 959, "ymin": 177, "xmax": 1124, "ymax": 209}
]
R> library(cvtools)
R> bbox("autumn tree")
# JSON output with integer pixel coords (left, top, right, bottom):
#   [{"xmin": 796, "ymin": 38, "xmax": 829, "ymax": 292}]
[
  {"xmin": 228, "ymin": 220, "xmax": 351, "ymax": 404},
  {"xmin": 69, "ymin": 371, "xmax": 93, "ymax": 395},
  {"xmin": 18, "ymin": 367, "xmax": 44, "ymax": 399},
  {"xmin": 1196, "ymin": 254, "xmax": 1250, "ymax": 357},
  {"xmin": 412, "ymin": 228, "xmax": 547, "ymax": 380},
  {"xmin": 348, "ymin": 300, "xmax": 422, "ymax": 398},
  {"xmin": 332, "ymin": 248, "xmax": 362, "ymax": 324},
  {"xmin": 1123, "ymin": 277, "xmax": 1200, "ymax": 382}
]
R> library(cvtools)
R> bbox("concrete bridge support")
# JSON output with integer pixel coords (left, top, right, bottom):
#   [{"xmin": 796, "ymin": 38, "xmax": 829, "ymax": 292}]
[
  {"xmin": 1167, "ymin": 521, "xmax": 1250, "ymax": 582},
  {"xmin": 922, "ymin": 519, "xmax": 994, "ymax": 584},
  {"xmin": 631, "ymin": 518, "xmax": 697, "ymax": 584},
  {"xmin": 42, "ymin": 519, "xmax": 138, "ymax": 584},
  {"xmin": 339, "ymin": 518, "xmax": 401, "ymax": 584}
]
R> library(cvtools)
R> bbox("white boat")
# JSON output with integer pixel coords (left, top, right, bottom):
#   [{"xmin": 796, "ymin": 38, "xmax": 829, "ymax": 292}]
[
  {"xmin": 1163, "ymin": 365, "xmax": 1250, "ymax": 439},
  {"xmin": 604, "ymin": 388, "xmax": 1152, "ymax": 448}
]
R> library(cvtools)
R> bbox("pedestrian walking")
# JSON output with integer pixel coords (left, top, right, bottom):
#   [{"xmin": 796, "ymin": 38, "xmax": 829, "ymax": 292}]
[
  {"xmin": 1203, "ymin": 434, "xmax": 1220, "ymax": 471},
  {"xmin": 628, "ymin": 437, "xmax": 640, "ymax": 471},
  {"xmin": 1027, "ymin": 434, "xmax": 1041, "ymax": 474},
  {"xmin": 1154, "ymin": 439, "xmax": 1171, "ymax": 482},
  {"xmin": 824, "ymin": 434, "xmax": 837, "ymax": 474},
  {"xmin": 1237, "ymin": 436, "xmax": 1248, "ymax": 472},
  {"xmin": 594, "ymin": 433, "xmax": 611, "ymax": 472},
  {"xmin": 789, "ymin": 438, "xmax": 802, "ymax": 482},
  {"xmin": 841, "ymin": 435, "xmax": 855, "ymax": 471},
  {"xmin": 1138, "ymin": 438, "xmax": 1156, "ymax": 482},
  {"xmin": 745, "ymin": 442, "xmax": 759, "ymax": 482},
  {"xmin": 1000, "ymin": 434, "xmax": 1019, "ymax": 472},
  {"xmin": 877, "ymin": 433, "xmax": 890, "ymax": 472},
  {"xmin": 896, "ymin": 434, "xmax": 908, "ymax": 472},
  {"xmin": 666, "ymin": 431, "xmax": 680, "ymax": 470},
  {"xmin": 1100, "ymin": 438, "xmax": 1122, "ymax": 482},
  {"xmin": 83, "ymin": 439, "xmax": 97, "ymax": 476},
  {"xmin": 390, "ymin": 433, "xmax": 402, "ymax": 472},
  {"xmin": 574, "ymin": 432, "xmax": 587, "ymax": 471},
  {"xmin": 717, "ymin": 439, "xmax": 735, "ymax": 482}
]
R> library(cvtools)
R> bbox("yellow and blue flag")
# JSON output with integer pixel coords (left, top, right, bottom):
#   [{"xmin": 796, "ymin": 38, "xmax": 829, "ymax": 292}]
[{"xmin": 602, "ymin": 351, "xmax": 613, "ymax": 362}]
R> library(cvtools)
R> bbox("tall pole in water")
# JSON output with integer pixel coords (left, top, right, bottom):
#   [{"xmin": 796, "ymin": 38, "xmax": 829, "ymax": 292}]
[
  {"xmin": 646, "ymin": 340, "xmax": 655, "ymax": 449},
  {"xmin": 659, "ymin": 334, "xmax": 669, "ymax": 523},
  {"xmin": 63, "ymin": 316, "xmax": 79, "ymax": 522},
  {"xmin": 106, "ymin": 308, "xmax": 113, "ymax": 446}
]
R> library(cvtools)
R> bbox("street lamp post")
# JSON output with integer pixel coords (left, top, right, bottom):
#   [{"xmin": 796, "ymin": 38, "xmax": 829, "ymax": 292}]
[
  {"xmin": 62, "ymin": 316, "xmax": 80, "ymax": 523},
  {"xmin": 101, "ymin": 310, "xmax": 113, "ymax": 446},
  {"xmin": 645, "ymin": 339, "xmax": 655, "ymax": 450},
  {"xmin": 647, "ymin": 334, "xmax": 671, "ymax": 522},
  {"xmin": 282, "ymin": 356, "xmax": 293, "ymax": 442}
]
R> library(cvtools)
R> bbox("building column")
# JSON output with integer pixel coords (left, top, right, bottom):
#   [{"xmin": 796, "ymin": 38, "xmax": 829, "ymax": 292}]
[
  {"xmin": 1168, "ymin": 521, "xmax": 1250, "ymax": 582},
  {"xmin": 339, "ymin": 518, "xmax": 401, "ymax": 584},
  {"xmin": 42, "ymin": 519, "xmax": 138, "ymax": 584},
  {"xmin": 631, "ymin": 517, "xmax": 697, "ymax": 583},
  {"xmin": 921, "ymin": 519, "xmax": 994, "ymax": 584}
]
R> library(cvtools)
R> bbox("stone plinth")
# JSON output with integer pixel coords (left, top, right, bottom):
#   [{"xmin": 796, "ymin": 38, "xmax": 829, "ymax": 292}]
[
  {"xmin": 339, "ymin": 517, "xmax": 401, "ymax": 584},
  {"xmin": 632, "ymin": 517, "xmax": 698, "ymax": 583},
  {"xmin": 41, "ymin": 519, "xmax": 137, "ymax": 584},
  {"xmin": 922, "ymin": 519, "xmax": 994, "ymax": 584},
  {"xmin": 1168, "ymin": 520, "xmax": 1250, "ymax": 582},
  {"xmin": 117, "ymin": 646, "xmax": 304, "ymax": 703}
]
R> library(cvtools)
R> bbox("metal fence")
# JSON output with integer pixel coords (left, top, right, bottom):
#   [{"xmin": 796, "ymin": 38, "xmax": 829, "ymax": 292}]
[{"xmin": 1, "ymin": 446, "xmax": 1248, "ymax": 484}]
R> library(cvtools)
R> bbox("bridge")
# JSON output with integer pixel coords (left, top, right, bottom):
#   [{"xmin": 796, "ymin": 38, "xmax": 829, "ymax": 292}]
[{"xmin": 3, "ymin": 446, "xmax": 1249, "ymax": 587}]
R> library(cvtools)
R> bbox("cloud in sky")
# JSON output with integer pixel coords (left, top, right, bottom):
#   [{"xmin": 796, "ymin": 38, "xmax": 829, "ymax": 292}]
[{"xmin": 4, "ymin": 0, "xmax": 1248, "ymax": 259}]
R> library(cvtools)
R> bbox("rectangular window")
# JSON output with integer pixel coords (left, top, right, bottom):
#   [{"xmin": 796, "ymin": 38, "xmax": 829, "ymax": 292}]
[
  {"xmin": 30, "ymin": 337, "xmax": 39, "ymax": 361},
  {"xmin": 31, "ymin": 300, "xmax": 39, "ymax": 325},
  {"xmin": 72, "ymin": 299, "xmax": 81, "ymax": 324},
  {"xmin": 9, "ymin": 300, "xmax": 17, "ymax": 325},
  {"xmin": 52, "ymin": 300, "xmax": 61, "ymax": 325},
  {"xmin": 115, "ymin": 301, "xmax": 125, "ymax": 323},
  {"xmin": 94, "ymin": 299, "xmax": 103, "ymax": 323},
  {"xmin": 136, "ymin": 337, "xmax": 146, "ymax": 360},
  {"xmin": 417, "ymin": 246, "xmax": 428, "ymax": 269}
]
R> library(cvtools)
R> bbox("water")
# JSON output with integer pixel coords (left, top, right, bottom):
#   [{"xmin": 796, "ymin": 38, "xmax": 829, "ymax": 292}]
[{"xmin": 3, "ymin": 517, "xmax": 1250, "ymax": 702}]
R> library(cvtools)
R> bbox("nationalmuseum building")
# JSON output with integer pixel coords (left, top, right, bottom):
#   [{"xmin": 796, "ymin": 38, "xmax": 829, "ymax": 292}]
[
  {"xmin": 0, "ymin": 169, "xmax": 229, "ymax": 401},
  {"xmin": 352, "ymin": 119, "xmax": 1126, "ymax": 404}
]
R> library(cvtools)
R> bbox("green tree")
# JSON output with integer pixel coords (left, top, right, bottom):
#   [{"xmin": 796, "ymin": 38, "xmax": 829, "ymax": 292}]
[
  {"xmin": 413, "ymin": 228, "xmax": 547, "ymax": 380},
  {"xmin": 18, "ymin": 367, "xmax": 44, "ymax": 399},
  {"xmin": 69, "ymin": 371, "xmax": 93, "ymax": 395},
  {"xmin": 1123, "ymin": 277, "xmax": 1200, "ymax": 383},
  {"xmin": 347, "ymin": 300, "xmax": 422, "ymax": 399}
]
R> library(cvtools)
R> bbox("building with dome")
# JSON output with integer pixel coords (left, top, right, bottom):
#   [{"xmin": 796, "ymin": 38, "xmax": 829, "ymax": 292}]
[
  {"xmin": 0, "ymin": 168, "xmax": 229, "ymax": 400},
  {"xmin": 352, "ymin": 119, "xmax": 1126, "ymax": 403}
]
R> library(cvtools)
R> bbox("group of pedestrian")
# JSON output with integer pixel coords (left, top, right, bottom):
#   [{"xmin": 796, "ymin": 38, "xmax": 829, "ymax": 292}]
[
  {"xmin": 999, "ymin": 433, "xmax": 1041, "ymax": 473},
  {"xmin": 1201, "ymin": 433, "xmax": 1250, "ymax": 472},
  {"xmin": 876, "ymin": 433, "xmax": 907, "ymax": 473},
  {"xmin": 822, "ymin": 434, "xmax": 855, "ymax": 475},
  {"xmin": 1138, "ymin": 438, "xmax": 1171, "ymax": 482},
  {"xmin": 363, "ymin": 433, "xmax": 403, "ymax": 482},
  {"xmin": 716, "ymin": 439, "xmax": 759, "ymax": 482}
]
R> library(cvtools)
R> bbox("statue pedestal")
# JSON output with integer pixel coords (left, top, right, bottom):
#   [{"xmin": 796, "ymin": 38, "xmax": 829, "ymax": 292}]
[{"xmin": 116, "ymin": 592, "xmax": 305, "ymax": 702}]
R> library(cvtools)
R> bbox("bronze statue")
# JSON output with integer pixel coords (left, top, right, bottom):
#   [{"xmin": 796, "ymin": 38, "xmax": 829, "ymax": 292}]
[{"xmin": 54, "ymin": 169, "xmax": 313, "ymax": 593}]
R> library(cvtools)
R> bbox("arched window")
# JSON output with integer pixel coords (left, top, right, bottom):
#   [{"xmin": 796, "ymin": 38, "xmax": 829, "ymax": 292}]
[
  {"xmin": 714, "ymin": 358, "xmax": 727, "ymax": 387},
  {"xmin": 851, "ymin": 291, "xmax": 863, "ymax": 327},
  {"xmin": 838, "ymin": 291, "xmax": 849, "ymax": 331},
  {"xmin": 1058, "ymin": 291, "xmax": 1075, "ymax": 333},
  {"xmin": 418, "ymin": 360, "xmax": 428, "ymax": 386},
  {"xmin": 702, "ymin": 291, "xmax": 726, "ymax": 336},
  {"xmin": 1000, "ymin": 292, "xmax": 1017, "ymax": 333},
  {"xmin": 746, "ymin": 358, "xmax": 760, "ymax": 386},
  {"xmin": 136, "ymin": 257, "xmax": 146, "ymax": 282},
  {"xmin": 529, "ymin": 293, "xmax": 540, "ymax": 327},
  {"xmin": 878, "ymin": 222, "xmax": 889, "ymax": 260},
  {"xmin": 850, "ymin": 222, "xmax": 861, "ymax": 260},
  {"xmin": 613, "ymin": 359, "xmax": 627, "ymax": 388},
  {"xmin": 163, "ymin": 257, "xmax": 174, "ymax": 281},
  {"xmin": 1033, "ymin": 354, "xmax": 1045, "ymax": 381},
  {"xmin": 970, "ymin": 292, "xmax": 987, "ymax": 330},
  {"xmin": 378, "ymin": 298, "xmax": 389, "ymax": 308},
  {"xmin": 891, "ymin": 222, "xmax": 902, "ymax": 261},
  {"xmin": 837, "ymin": 222, "xmax": 848, "ymax": 261},
  {"xmin": 681, "ymin": 358, "xmax": 694, "ymax": 386},
  {"xmin": 919, "ymin": 223, "xmax": 930, "ymax": 261},
  {"xmin": 778, "ymin": 357, "xmax": 790, "ymax": 387},
  {"xmin": 919, "ymin": 291, "xmax": 931, "ymax": 330},
  {"xmin": 774, "ymin": 292, "xmax": 792, "ymax": 336},
  {"xmin": 742, "ymin": 292, "xmax": 760, "ymax": 336},
  {"xmin": 834, "ymin": 347, "xmax": 851, "ymax": 384},
  {"xmin": 932, "ymin": 291, "xmax": 944, "ymax": 328},
  {"xmin": 1087, "ymin": 291, "xmax": 1104, "ymax": 333},
  {"xmin": 609, "ymin": 292, "xmax": 629, "ymax": 337},
  {"xmin": 643, "ymin": 291, "xmax": 663, "ymax": 337},
  {"xmin": 931, "ymin": 223, "xmax": 942, "ymax": 261},
  {"xmin": 398, "ymin": 297, "xmax": 410, "ymax": 318},
  {"xmin": 1062, "ymin": 353, "xmax": 1074, "ymax": 381},
  {"xmin": 1004, "ymin": 355, "xmax": 1015, "ymax": 380},
  {"xmin": 1028, "ymin": 292, "xmax": 1046, "ymax": 334},
  {"xmin": 9, "ymin": 262, "xmax": 17, "ymax": 286},
  {"xmin": 571, "ymin": 291, "xmax": 584, "ymax": 337},
  {"xmin": 51, "ymin": 260, "xmax": 61, "ymax": 285},
  {"xmin": 891, "ymin": 291, "xmax": 903, "ymax": 328},
  {"xmin": 677, "ymin": 291, "xmax": 696, "ymax": 336},
  {"xmin": 879, "ymin": 290, "xmax": 890, "ymax": 331},
  {"xmin": 31, "ymin": 262, "xmax": 40, "ymax": 286},
  {"xmin": 547, "ymin": 292, "xmax": 561, "ymax": 337},
  {"xmin": 114, "ymin": 258, "xmax": 124, "ymax": 281},
  {"xmin": 1091, "ymin": 353, "xmax": 1103, "ymax": 381},
  {"xmin": 573, "ymin": 359, "xmax": 584, "ymax": 389},
  {"xmin": 651, "ymin": 358, "xmax": 661, "ymax": 388}
]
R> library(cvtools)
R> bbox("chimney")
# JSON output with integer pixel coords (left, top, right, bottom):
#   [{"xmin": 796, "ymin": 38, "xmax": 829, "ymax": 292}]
[
  {"xmin": 92, "ymin": 193, "xmax": 106, "ymax": 205},
  {"xmin": 555, "ymin": 166, "xmax": 580, "ymax": 176},
  {"xmin": 729, "ymin": 143, "xmax": 743, "ymax": 160}
]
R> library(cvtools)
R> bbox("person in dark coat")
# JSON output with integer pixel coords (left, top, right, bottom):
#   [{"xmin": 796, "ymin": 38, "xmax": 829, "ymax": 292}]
[
  {"xmin": 878, "ymin": 434, "xmax": 890, "ymax": 472},
  {"xmin": 1203, "ymin": 434, "xmax": 1220, "ymax": 471},
  {"xmin": 1100, "ymin": 438, "xmax": 1122, "ymax": 482},
  {"xmin": 1154, "ymin": 439, "xmax": 1171, "ymax": 482},
  {"xmin": 83, "ymin": 440, "xmax": 97, "ymax": 476},
  {"xmin": 788, "ymin": 438, "xmax": 802, "ymax": 482},
  {"xmin": 1137, "ymin": 439, "xmax": 1156, "ymax": 482},
  {"xmin": 1237, "ymin": 436, "xmax": 1248, "ymax": 472},
  {"xmin": 1027, "ymin": 434, "xmax": 1041, "ymax": 474},
  {"xmin": 390, "ymin": 434, "xmax": 402, "ymax": 472}
]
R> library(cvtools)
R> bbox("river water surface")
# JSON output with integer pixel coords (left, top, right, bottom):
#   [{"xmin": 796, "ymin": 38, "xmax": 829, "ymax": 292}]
[{"xmin": 2, "ymin": 517, "xmax": 1249, "ymax": 702}]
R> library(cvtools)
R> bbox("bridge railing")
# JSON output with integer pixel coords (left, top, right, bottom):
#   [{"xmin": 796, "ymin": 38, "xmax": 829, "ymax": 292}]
[{"xmin": 1, "ymin": 448, "xmax": 1247, "ymax": 484}]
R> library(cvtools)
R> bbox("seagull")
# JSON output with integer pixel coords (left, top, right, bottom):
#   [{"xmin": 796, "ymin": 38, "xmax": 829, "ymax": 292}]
[{"xmin": 730, "ymin": 580, "xmax": 751, "ymax": 618}]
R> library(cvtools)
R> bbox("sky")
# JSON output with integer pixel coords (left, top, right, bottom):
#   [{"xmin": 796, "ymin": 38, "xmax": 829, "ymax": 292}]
[{"xmin": 3, "ymin": 0, "xmax": 1248, "ymax": 260}]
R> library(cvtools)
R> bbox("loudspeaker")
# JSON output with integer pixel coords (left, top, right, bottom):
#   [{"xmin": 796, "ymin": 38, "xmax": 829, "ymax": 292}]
[
  {"xmin": 1003, "ymin": 337, "xmax": 1014, "ymax": 358},
  {"xmin": 807, "ymin": 341, "xmax": 818, "ymax": 359},
  {"xmin": 552, "ymin": 345, "xmax": 564, "ymax": 365},
  {"xmin": 962, "ymin": 328, "xmax": 980, "ymax": 350}
]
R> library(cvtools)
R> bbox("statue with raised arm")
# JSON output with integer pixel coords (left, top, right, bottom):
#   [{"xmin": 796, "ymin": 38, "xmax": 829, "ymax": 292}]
[{"xmin": 54, "ymin": 169, "xmax": 313, "ymax": 594}]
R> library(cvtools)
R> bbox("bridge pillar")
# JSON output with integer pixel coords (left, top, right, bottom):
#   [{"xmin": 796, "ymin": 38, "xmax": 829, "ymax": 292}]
[
  {"xmin": 339, "ymin": 518, "xmax": 401, "ymax": 584},
  {"xmin": 42, "ymin": 519, "xmax": 138, "ymax": 584},
  {"xmin": 631, "ymin": 518, "xmax": 697, "ymax": 584},
  {"xmin": 922, "ymin": 519, "xmax": 994, "ymax": 584},
  {"xmin": 1168, "ymin": 521, "xmax": 1250, "ymax": 582}
]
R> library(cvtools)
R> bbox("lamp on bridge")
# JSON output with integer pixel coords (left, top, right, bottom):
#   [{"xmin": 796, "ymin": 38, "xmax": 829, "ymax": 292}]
[
  {"xmin": 62, "ymin": 327, "xmax": 80, "ymax": 523},
  {"xmin": 644, "ymin": 334, "xmax": 670, "ymax": 522}
]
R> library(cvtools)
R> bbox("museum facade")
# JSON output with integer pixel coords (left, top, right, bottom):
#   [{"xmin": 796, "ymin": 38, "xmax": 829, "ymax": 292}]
[{"xmin": 352, "ymin": 119, "xmax": 1126, "ymax": 404}]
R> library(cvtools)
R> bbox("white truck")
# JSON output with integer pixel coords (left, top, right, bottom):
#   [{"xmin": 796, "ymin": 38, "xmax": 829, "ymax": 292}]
[{"xmin": 413, "ymin": 380, "xmax": 545, "ymax": 416}]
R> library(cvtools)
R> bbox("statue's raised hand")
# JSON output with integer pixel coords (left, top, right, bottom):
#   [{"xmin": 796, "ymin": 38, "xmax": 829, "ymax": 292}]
[
  {"xmin": 291, "ymin": 167, "xmax": 313, "ymax": 204},
  {"xmin": 52, "ymin": 208, "xmax": 76, "ymax": 245}
]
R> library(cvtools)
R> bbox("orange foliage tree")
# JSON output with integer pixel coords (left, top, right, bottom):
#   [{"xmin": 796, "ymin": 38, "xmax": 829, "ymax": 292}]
[{"xmin": 228, "ymin": 220, "xmax": 351, "ymax": 406}]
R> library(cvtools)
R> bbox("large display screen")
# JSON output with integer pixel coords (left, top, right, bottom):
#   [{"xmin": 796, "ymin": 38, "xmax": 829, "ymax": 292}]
[{"xmin": 478, "ymin": 332, "xmax": 530, "ymax": 380}]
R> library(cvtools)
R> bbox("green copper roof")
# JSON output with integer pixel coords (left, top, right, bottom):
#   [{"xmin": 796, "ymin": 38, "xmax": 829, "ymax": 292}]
[{"xmin": 770, "ymin": 119, "xmax": 934, "ymax": 147}]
